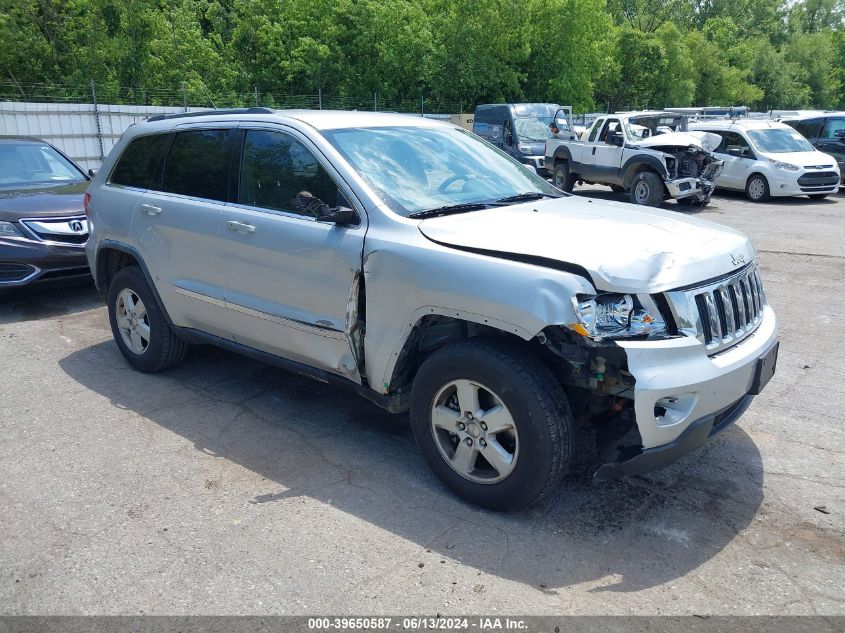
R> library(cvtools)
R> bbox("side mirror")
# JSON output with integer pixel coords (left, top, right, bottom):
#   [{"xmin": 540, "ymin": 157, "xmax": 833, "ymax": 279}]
[
  {"xmin": 505, "ymin": 131, "xmax": 514, "ymax": 146},
  {"xmin": 609, "ymin": 132, "xmax": 624, "ymax": 146},
  {"xmin": 317, "ymin": 206, "xmax": 360, "ymax": 226},
  {"xmin": 87, "ymin": 168, "xmax": 97, "ymax": 178},
  {"xmin": 549, "ymin": 123, "xmax": 559, "ymax": 135},
  {"xmin": 727, "ymin": 148, "xmax": 741, "ymax": 157}
]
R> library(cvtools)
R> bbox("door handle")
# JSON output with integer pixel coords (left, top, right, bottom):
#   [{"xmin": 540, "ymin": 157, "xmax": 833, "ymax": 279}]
[
  {"xmin": 227, "ymin": 220, "xmax": 256, "ymax": 234},
  {"xmin": 138, "ymin": 203, "xmax": 161, "ymax": 216}
]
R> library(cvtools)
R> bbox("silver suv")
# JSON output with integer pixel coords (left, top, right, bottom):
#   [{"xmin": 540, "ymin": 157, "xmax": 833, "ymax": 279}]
[{"xmin": 85, "ymin": 108, "xmax": 779, "ymax": 510}]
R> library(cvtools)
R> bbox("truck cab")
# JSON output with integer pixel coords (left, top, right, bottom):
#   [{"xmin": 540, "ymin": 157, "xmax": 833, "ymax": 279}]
[{"xmin": 473, "ymin": 103, "xmax": 573, "ymax": 176}]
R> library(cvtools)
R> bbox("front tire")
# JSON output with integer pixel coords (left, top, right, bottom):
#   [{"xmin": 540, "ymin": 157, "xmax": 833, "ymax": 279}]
[
  {"xmin": 553, "ymin": 161, "xmax": 575, "ymax": 193},
  {"xmin": 746, "ymin": 174, "xmax": 770, "ymax": 202},
  {"xmin": 107, "ymin": 266, "xmax": 187, "ymax": 373},
  {"xmin": 629, "ymin": 171, "xmax": 664, "ymax": 206},
  {"xmin": 410, "ymin": 339, "xmax": 573, "ymax": 510}
]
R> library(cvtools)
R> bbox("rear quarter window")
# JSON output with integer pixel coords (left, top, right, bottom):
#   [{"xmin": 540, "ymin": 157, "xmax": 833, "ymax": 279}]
[{"xmin": 109, "ymin": 133, "xmax": 170, "ymax": 189}]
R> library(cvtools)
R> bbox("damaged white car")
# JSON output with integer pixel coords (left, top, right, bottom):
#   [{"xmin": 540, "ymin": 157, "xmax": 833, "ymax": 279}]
[{"xmin": 545, "ymin": 111, "xmax": 724, "ymax": 207}]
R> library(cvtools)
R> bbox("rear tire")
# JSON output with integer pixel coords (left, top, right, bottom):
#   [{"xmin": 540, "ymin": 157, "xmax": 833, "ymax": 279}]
[
  {"xmin": 553, "ymin": 161, "xmax": 575, "ymax": 193},
  {"xmin": 746, "ymin": 174, "xmax": 770, "ymax": 202},
  {"xmin": 629, "ymin": 171, "xmax": 664, "ymax": 206},
  {"xmin": 107, "ymin": 266, "xmax": 187, "ymax": 373},
  {"xmin": 410, "ymin": 339, "xmax": 573, "ymax": 510}
]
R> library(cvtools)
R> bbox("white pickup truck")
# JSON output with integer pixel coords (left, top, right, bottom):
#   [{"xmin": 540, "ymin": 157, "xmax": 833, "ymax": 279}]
[{"xmin": 545, "ymin": 111, "xmax": 724, "ymax": 207}]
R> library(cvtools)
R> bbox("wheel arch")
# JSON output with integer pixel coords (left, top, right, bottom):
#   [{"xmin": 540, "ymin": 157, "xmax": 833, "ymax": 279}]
[
  {"xmin": 621, "ymin": 155, "xmax": 668, "ymax": 189},
  {"xmin": 94, "ymin": 240, "xmax": 173, "ymax": 325}
]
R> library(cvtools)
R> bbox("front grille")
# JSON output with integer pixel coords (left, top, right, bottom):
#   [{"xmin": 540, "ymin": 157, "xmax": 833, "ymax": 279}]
[
  {"xmin": 20, "ymin": 216, "xmax": 88, "ymax": 246},
  {"xmin": 0, "ymin": 263, "xmax": 37, "ymax": 282},
  {"xmin": 665, "ymin": 264, "xmax": 767, "ymax": 355},
  {"xmin": 797, "ymin": 172, "xmax": 839, "ymax": 187}
]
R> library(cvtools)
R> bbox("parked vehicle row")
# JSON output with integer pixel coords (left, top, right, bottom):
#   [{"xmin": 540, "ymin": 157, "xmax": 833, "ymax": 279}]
[
  {"xmin": 81, "ymin": 108, "xmax": 778, "ymax": 510},
  {"xmin": 783, "ymin": 113, "xmax": 845, "ymax": 185}
]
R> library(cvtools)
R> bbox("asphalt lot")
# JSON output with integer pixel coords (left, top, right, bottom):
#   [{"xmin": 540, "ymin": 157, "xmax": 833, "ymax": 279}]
[{"xmin": 1, "ymin": 187, "xmax": 843, "ymax": 616}]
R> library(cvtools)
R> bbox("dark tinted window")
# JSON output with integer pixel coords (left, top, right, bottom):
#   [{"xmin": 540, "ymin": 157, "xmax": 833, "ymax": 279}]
[
  {"xmin": 110, "ymin": 133, "xmax": 170, "ymax": 188},
  {"xmin": 821, "ymin": 118, "xmax": 845, "ymax": 139},
  {"xmin": 789, "ymin": 119, "xmax": 823, "ymax": 139},
  {"xmin": 162, "ymin": 130, "xmax": 230, "ymax": 201},
  {"xmin": 239, "ymin": 130, "xmax": 345, "ymax": 217}
]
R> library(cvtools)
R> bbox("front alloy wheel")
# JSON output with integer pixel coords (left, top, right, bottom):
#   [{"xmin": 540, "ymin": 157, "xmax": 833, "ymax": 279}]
[{"xmin": 430, "ymin": 379, "xmax": 519, "ymax": 484}]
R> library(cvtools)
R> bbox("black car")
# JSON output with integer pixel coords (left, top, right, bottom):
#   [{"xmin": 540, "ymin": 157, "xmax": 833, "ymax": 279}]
[
  {"xmin": 784, "ymin": 114, "xmax": 845, "ymax": 185},
  {"xmin": 0, "ymin": 136, "xmax": 92, "ymax": 288}
]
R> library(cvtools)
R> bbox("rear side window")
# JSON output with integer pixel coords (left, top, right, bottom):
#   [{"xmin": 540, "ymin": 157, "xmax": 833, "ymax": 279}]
[
  {"xmin": 162, "ymin": 130, "xmax": 230, "ymax": 201},
  {"xmin": 789, "ymin": 119, "xmax": 823, "ymax": 139},
  {"xmin": 109, "ymin": 134, "xmax": 170, "ymax": 189}
]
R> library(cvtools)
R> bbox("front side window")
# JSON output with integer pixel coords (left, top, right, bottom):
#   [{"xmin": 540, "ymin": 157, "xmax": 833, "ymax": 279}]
[
  {"xmin": 321, "ymin": 125, "xmax": 559, "ymax": 217},
  {"xmin": 239, "ymin": 130, "xmax": 344, "ymax": 218},
  {"xmin": 716, "ymin": 131, "xmax": 753, "ymax": 157},
  {"xmin": 0, "ymin": 142, "xmax": 84, "ymax": 188},
  {"xmin": 747, "ymin": 128, "xmax": 815, "ymax": 153},
  {"xmin": 110, "ymin": 133, "xmax": 170, "ymax": 189},
  {"xmin": 587, "ymin": 119, "xmax": 603, "ymax": 142},
  {"xmin": 162, "ymin": 129, "xmax": 230, "ymax": 201},
  {"xmin": 821, "ymin": 118, "xmax": 845, "ymax": 139}
]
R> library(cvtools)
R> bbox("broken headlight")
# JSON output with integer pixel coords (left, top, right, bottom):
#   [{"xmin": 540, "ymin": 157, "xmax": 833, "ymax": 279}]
[{"xmin": 570, "ymin": 293, "xmax": 667, "ymax": 339}]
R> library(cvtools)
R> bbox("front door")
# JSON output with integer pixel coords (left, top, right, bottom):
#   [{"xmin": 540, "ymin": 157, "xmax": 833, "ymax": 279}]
[
  {"xmin": 220, "ymin": 126, "xmax": 367, "ymax": 381},
  {"xmin": 712, "ymin": 131, "xmax": 755, "ymax": 190},
  {"xmin": 589, "ymin": 118, "xmax": 625, "ymax": 184}
]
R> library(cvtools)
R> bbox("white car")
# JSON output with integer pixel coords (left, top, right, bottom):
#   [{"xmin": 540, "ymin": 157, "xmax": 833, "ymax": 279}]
[{"xmin": 690, "ymin": 119, "xmax": 841, "ymax": 201}]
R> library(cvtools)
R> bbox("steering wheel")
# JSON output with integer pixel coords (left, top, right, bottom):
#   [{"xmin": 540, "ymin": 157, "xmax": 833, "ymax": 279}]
[{"xmin": 438, "ymin": 174, "xmax": 470, "ymax": 192}]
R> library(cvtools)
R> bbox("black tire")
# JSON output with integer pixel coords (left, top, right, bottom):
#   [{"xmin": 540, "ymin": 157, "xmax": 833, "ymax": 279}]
[
  {"xmin": 610, "ymin": 185, "xmax": 625, "ymax": 193},
  {"xmin": 410, "ymin": 339, "xmax": 573, "ymax": 511},
  {"xmin": 745, "ymin": 174, "xmax": 770, "ymax": 202},
  {"xmin": 629, "ymin": 171, "xmax": 664, "ymax": 206},
  {"xmin": 107, "ymin": 266, "xmax": 187, "ymax": 372},
  {"xmin": 809, "ymin": 194, "xmax": 829, "ymax": 200},
  {"xmin": 553, "ymin": 161, "xmax": 575, "ymax": 193}
]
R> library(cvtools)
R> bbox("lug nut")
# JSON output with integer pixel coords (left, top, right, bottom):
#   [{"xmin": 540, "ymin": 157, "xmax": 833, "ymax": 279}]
[
  {"xmin": 458, "ymin": 422, "xmax": 466, "ymax": 430},
  {"xmin": 480, "ymin": 422, "xmax": 487, "ymax": 431},
  {"xmin": 466, "ymin": 412, "xmax": 474, "ymax": 420},
  {"xmin": 479, "ymin": 439, "xmax": 487, "ymax": 448},
  {"xmin": 465, "ymin": 438, "xmax": 473, "ymax": 446}
]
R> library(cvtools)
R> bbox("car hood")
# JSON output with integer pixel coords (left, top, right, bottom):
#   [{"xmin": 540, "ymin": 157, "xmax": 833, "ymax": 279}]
[
  {"xmin": 761, "ymin": 151, "xmax": 840, "ymax": 170},
  {"xmin": 635, "ymin": 131, "xmax": 721, "ymax": 153},
  {"xmin": 417, "ymin": 196, "xmax": 755, "ymax": 293},
  {"xmin": 0, "ymin": 181, "xmax": 88, "ymax": 223}
]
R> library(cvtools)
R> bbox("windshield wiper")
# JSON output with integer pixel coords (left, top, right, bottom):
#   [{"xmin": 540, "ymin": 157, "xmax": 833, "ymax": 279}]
[
  {"xmin": 407, "ymin": 202, "xmax": 490, "ymax": 219},
  {"xmin": 494, "ymin": 192, "xmax": 559, "ymax": 204}
]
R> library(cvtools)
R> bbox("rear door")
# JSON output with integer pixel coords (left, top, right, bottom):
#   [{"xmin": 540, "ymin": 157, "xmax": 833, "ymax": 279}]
[
  {"xmin": 129, "ymin": 126, "xmax": 236, "ymax": 339},
  {"xmin": 219, "ymin": 124, "xmax": 367, "ymax": 379}
]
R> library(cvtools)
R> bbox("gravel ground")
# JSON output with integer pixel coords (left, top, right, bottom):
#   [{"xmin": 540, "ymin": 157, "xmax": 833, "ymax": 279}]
[{"xmin": 0, "ymin": 187, "xmax": 843, "ymax": 616}]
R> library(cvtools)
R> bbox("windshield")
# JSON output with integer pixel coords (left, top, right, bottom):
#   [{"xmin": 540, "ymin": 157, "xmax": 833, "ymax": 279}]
[
  {"xmin": 748, "ymin": 128, "xmax": 815, "ymax": 153},
  {"xmin": 321, "ymin": 125, "xmax": 560, "ymax": 217},
  {"xmin": 514, "ymin": 117, "xmax": 557, "ymax": 143},
  {"xmin": 0, "ymin": 142, "xmax": 84, "ymax": 187}
]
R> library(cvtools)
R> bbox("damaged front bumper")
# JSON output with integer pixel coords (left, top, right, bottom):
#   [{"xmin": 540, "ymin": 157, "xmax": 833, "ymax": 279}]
[
  {"xmin": 594, "ymin": 304, "xmax": 778, "ymax": 479},
  {"xmin": 665, "ymin": 176, "xmax": 715, "ymax": 201}
]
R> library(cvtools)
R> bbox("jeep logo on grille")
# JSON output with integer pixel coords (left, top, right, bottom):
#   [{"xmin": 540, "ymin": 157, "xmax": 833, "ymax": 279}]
[
  {"xmin": 731, "ymin": 253, "xmax": 746, "ymax": 266},
  {"xmin": 69, "ymin": 220, "xmax": 85, "ymax": 233}
]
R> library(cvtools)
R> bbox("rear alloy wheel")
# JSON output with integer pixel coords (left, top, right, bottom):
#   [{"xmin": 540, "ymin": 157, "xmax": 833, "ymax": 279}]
[
  {"xmin": 108, "ymin": 266, "xmax": 187, "ymax": 373},
  {"xmin": 746, "ymin": 174, "xmax": 770, "ymax": 202},
  {"xmin": 410, "ymin": 339, "xmax": 573, "ymax": 510},
  {"xmin": 553, "ymin": 161, "xmax": 575, "ymax": 193},
  {"xmin": 629, "ymin": 171, "xmax": 664, "ymax": 206}
]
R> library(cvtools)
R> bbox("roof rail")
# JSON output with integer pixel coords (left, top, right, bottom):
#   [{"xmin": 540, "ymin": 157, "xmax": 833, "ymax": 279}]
[{"xmin": 146, "ymin": 107, "xmax": 275, "ymax": 122}]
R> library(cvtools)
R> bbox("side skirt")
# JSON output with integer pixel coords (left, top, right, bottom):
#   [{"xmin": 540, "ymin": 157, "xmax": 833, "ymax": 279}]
[{"xmin": 173, "ymin": 326, "xmax": 410, "ymax": 414}]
